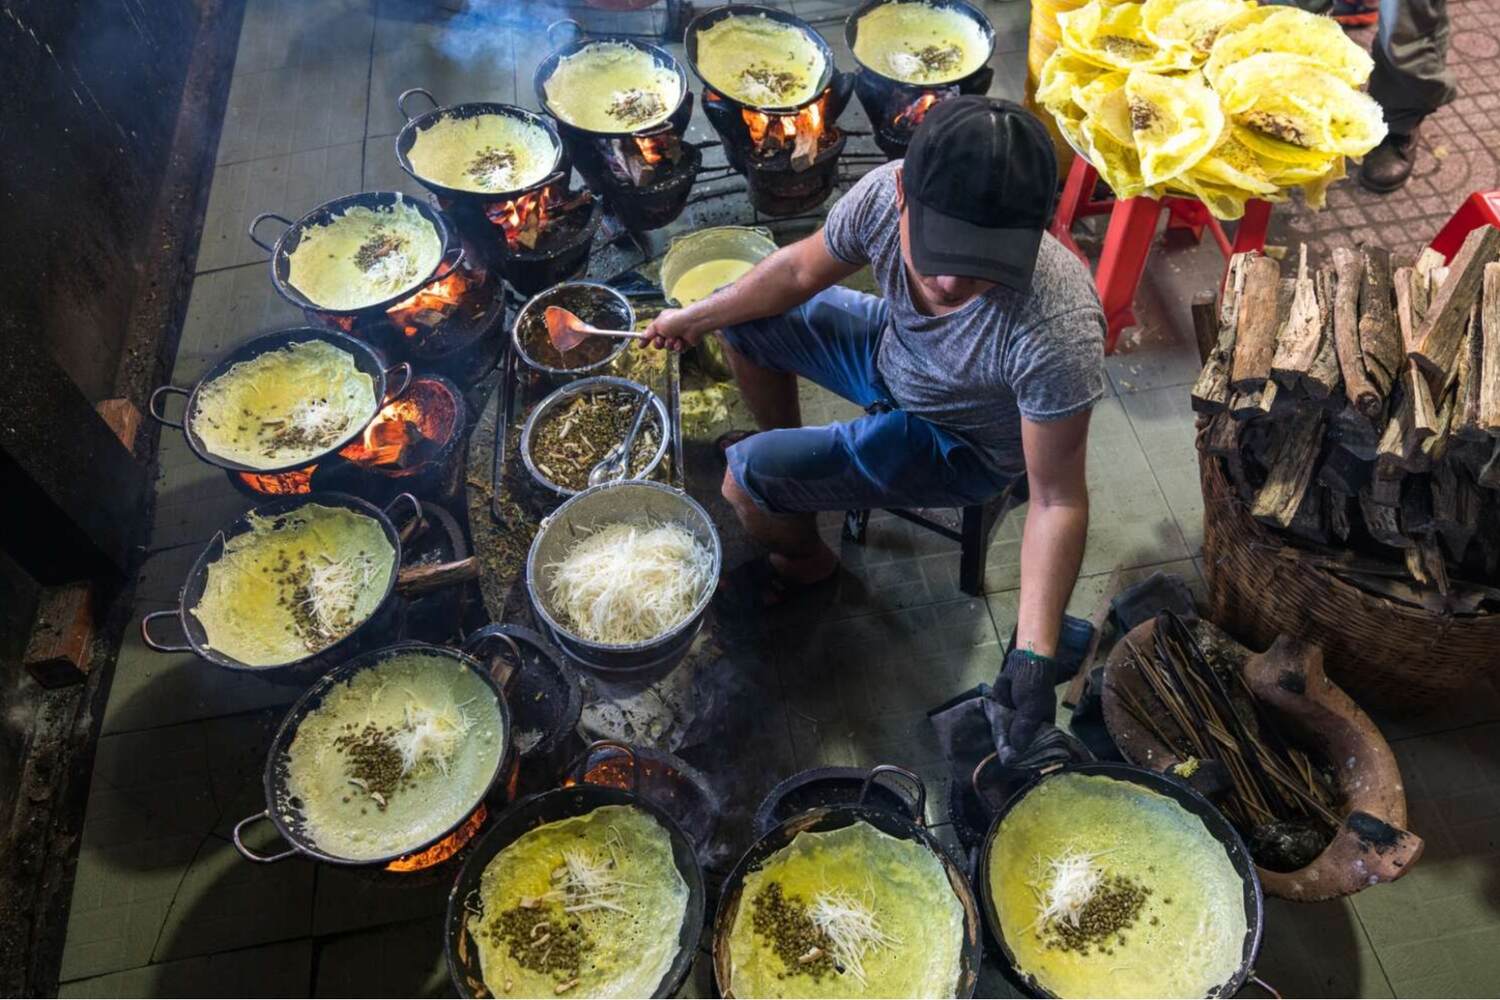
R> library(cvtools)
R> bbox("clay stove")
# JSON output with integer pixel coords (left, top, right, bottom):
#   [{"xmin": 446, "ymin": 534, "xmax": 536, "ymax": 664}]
[
  {"xmin": 701, "ymin": 78, "xmax": 854, "ymax": 217},
  {"xmin": 854, "ymin": 67, "xmax": 994, "ymax": 160},
  {"xmin": 484, "ymin": 176, "xmax": 602, "ymax": 297}
]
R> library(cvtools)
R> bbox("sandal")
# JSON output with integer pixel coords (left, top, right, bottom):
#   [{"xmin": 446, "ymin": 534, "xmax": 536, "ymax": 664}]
[
  {"xmin": 716, "ymin": 555, "xmax": 837, "ymax": 613},
  {"xmin": 713, "ymin": 429, "xmax": 756, "ymax": 465}
]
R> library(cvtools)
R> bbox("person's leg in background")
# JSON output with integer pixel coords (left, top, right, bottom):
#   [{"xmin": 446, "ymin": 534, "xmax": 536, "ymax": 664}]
[{"xmin": 1361, "ymin": 0, "xmax": 1458, "ymax": 192}]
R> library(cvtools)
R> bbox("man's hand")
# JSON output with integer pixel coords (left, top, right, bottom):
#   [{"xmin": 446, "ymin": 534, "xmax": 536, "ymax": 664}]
[
  {"xmin": 641, "ymin": 308, "xmax": 704, "ymax": 353},
  {"xmin": 992, "ymin": 648, "xmax": 1058, "ymax": 757}
]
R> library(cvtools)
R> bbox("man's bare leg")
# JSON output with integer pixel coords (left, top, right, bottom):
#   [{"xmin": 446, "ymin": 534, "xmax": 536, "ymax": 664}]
[
  {"xmin": 721, "ymin": 469, "xmax": 838, "ymax": 585},
  {"xmin": 720, "ymin": 335, "xmax": 802, "ymax": 430}
]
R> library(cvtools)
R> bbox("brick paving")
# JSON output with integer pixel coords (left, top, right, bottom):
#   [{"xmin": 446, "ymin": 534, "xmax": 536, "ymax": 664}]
[{"xmin": 57, "ymin": 1, "xmax": 1500, "ymax": 996}]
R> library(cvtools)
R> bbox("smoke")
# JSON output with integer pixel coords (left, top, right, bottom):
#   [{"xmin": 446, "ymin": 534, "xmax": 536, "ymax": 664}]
[{"xmin": 434, "ymin": 0, "xmax": 573, "ymax": 75}]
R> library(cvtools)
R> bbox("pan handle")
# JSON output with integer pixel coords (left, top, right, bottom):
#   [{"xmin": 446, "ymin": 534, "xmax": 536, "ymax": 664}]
[
  {"xmin": 463, "ymin": 624, "xmax": 525, "ymax": 694},
  {"xmin": 547, "ymin": 17, "xmax": 582, "ymax": 46},
  {"xmin": 232, "ymin": 810, "xmax": 298, "ymax": 864},
  {"xmin": 859, "ymin": 764, "xmax": 926, "ymax": 826},
  {"xmin": 434, "ymin": 245, "xmax": 465, "ymax": 281},
  {"xmin": 147, "ymin": 385, "xmax": 191, "ymax": 429},
  {"xmin": 248, "ymin": 212, "xmax": 293, "ymax": 253},
  {"xmin": 568, "ymin": 740, "xmax": 640, "ymax": 795},
  {"xmin": 140, "ymin": 609, "xmax": 192, "ymax": 653},
  {"xmin": 381, "ymin": 362, "xmax": 414, "ymax": 405},
  {"xmin": 397, "ymin": 86, "xmax": 440, "ymax": 122},
  {"xmin": 384, "ymin": 492, "xmax": 424, "ymax": 541}
]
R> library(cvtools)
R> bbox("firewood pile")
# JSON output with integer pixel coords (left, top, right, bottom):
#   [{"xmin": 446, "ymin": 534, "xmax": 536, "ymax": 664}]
[{"xmin": 1193, "ymin": 226, "xmax": 1500, "ymax": 614}]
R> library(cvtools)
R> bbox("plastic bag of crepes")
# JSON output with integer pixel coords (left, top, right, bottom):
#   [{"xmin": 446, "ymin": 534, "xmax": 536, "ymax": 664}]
[{"xmin": 1036, "ymin": 0, "xmax": 1386, "ymax": 218}]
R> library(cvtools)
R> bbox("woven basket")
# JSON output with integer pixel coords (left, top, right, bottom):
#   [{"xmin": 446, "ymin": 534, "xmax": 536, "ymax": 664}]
[{"xmin": 1199, "ymin": 449, "xmax": 1500, "ymax": 713}]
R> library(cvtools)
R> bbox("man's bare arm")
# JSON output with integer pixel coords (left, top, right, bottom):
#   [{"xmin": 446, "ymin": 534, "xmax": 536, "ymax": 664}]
[
  {"xmin": 1014, "ymin": 409, "xmax": 1091, "ymax": 658},
  {"xmin": 643, "ymin": 228, "xmax": 860, "ymax": 350}
]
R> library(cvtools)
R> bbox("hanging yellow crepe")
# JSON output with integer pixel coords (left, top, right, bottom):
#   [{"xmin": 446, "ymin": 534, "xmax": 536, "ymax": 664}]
[
  {"xmin": 1168, "ymin": 172, "xmax": 1255, "ymax": 219},
  {"xmin": 1036, "ymin": 49, "xmax": 1106, "ymax": 154},
  {"xmin": 1300, "ymin": 155, "xmax": 1347, "ymax": 209},
  {"xmin": 1216, "ymin": 52, "xmax": 1386, "ymax": 158},
  {"xmin": 285, "ymin": 651, "xmax": 504, "ymax": 860},
  {"xmin": 191, "ymin": 339, "xmax": 377, "ymax": 470},
  {"xmin": 852, "ymin": 1, "xmax": 991, "ymax": 84},
  {"xmin": 1124, "ymin": 69, "xmax": 1224, "ymax": 188},
  {"xmin": 695, "ymin": 14, "xmax": 825, "ymax": 106},
  {"xmin": 1203, "ymin": 6, "xmax": 1374, "ymax": 89},
  {"xmin": 1187, "ymin": 128, "xmax": 1281, "ymax": 196},
  {"xmin": 544, "ymin": 41, "xmax": 681, "ymax": 132},
  {"xmin": 1058, "ymin": 0, "xmax": 1195, "ymax": 72},
  {"xmin": 1140, "ymin": 0, "xmax": 1258, "ymax": 59},
  {"xmin": 405, "ymin": 113, "xmax": 556, "ymax": 193},
  {"xmin": 987, "ymin": 773, "xmax": 1248, "ymax": 999},
  {"xmin": 1078, "ymin": 88, "xmax": 1154, "ymax": 200},
  {"xmin": 468, "ymin": 805, "xmax": 689, "ymax": 998},
  {"xmin": 286, "ymin": 200, "xmax": 442, "ymax": 311},
  {"xmin": 190, "ymin": 504, "xmax": 395, "ymax": 666},
  {"xmin": 726, "ymin": 821, "xmax": 966, "ymax": 998}
]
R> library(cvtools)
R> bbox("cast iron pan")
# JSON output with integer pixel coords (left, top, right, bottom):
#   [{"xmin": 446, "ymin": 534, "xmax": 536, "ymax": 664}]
[
  {"xmin": 393, "ymin": 88, "xmax": 567, "ymax": 205},
  {"xmin": 445, "ymin": 741, "xmax": 706, "ymax": 999},
  {"xmin": 230, "ymin": 635, "xmax": 514, "ymax": 866},
  {"xmin": 978, "ymin": 761, "xmax": 1268, "ymax": 999},
  {"xmin": 248, "ymin": 191, "xmax": 464, "ymax": 317},
  {"xmin": 683, "ymin": 4, "xmax": 837, "ymax": 114},
  {"xmin": 139, "ymin": 491, "xmax": 417, "ymax": 675},
  {"xmin": 713, "ymin": 765, "xmax": 983, "ymax": 999},
  {"xmin": 843, "ymin": 0, "xmax": 997, "ymax": 85},
  {"xmin": 147, "ymin": 326, "xmax": 411, "ymax": 474},
  {"xmin": 533, "ymin": 20, "xmax": 693, "ymax": 139}
]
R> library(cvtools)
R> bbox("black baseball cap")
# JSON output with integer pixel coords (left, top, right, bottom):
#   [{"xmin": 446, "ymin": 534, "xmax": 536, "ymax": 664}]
[{"xmin": 903, "ymin": 96, "xmax": 1058, "ymax": 292}]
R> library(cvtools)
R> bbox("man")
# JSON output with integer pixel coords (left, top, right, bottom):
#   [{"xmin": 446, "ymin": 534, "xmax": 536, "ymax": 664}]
[
  {"xmin": 643, "ymin": 97, "xmax": 1106, "ymax": 750},
  {"xmin": 1359, "ymin": 0, "xmax": 1456, "ymax": 192}
]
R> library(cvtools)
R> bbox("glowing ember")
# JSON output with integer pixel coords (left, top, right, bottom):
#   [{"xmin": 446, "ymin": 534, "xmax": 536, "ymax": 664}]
[
  {"xmin": 386, "ymin": 269, "xmax": 472, "ymax": 339},
  {"xmin": 237, "ymin": 467, "xmax": 315, "ymax": 495},
  {"xmin": 486, "ymin": 185, "xmax": 592, "ymax": 252},
  {"xmin": 339, "ymin": 378, "xmax": 459, "ymax": 471},
  {"xmin": 384, "ymin": 804, "xmax": 486, "ymax": 872},
  {"xmin": 740, "ymin": 91, "xmax": 832, "ymax": 170},
  {"xmin": 893, "ymin": 91, "xmax": 945, "ymax": 131}
]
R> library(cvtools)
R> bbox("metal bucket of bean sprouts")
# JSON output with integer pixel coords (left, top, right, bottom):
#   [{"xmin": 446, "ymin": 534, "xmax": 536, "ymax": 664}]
[{"xmin": 526, "ymin": 480, "xmax": 721, "ymax": 684}]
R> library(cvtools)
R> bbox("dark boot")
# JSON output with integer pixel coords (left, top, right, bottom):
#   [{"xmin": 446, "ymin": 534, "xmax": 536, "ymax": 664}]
[{"xmin": 1360, "ymin": 129, "xmax": 1420, "ymax": 193}]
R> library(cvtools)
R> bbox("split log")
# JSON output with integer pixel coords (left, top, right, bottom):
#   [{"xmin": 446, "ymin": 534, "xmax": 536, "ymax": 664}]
[
  {"xmin": 1404, "ymin": 537, "xmax": 1450, "ymax": 595},
  {"xmin": 1271, "ymin": 245, "xmax": 1324, "ymax": 387},
  {"xmin": 1304, "ymin": 266, "xmax": 1342, "ymax": 399},
  {"xmin": 1316, "ymin": 444, "xmax": 1372, "ymax": 495},
  {"xmin": 1251, "ymin": 407, "xmax": 1325, "ymax": 528},
  {"xmin": 1358, "ymin": 245, "xmax": 1402, "ymax": 397},
  {"xmin": 1206, "ymin": 411, "xmax": 1251, "ymax": 501},
  {"xmin": 1393, "ymin": 266, "xmax": 1437, "ymax": 441},
  {"xmin": 1230, "ymin": 255, "xmax": 1283, "ymax": 393},
  {"xmin": 1331, "ymin": 246, "xmax": 1380, "ymax": 419},
  {"xmin": 1358, "ymin": 486, "xmax": 1409, "ymax": 548},
  {"xmin": 1192, "ymin": 291, "xmax": 1220, "ymax": 364},
  {"xmin": 1482, "ymin": 262, "xmax": 1500, "ymax": 433},
  {"xmin": 1328, "ymin": 488, "xmax": 1352, "ymax": 542},
  {"xmin": 1190, "ymin": 260, "xmax": 1246, "ymax": 414},
  {"xmin": 1479, "ymin": 438, "xmax": 1500, "ymax": 490},
  {"xmin": 1422, "ymin": 383, "xmax": 1457, "ymax": 462},
  {"xmin": 1432, "ymin": 463, "xmax": 1477, "ymax": 559},
  {"xmin": 1399, "ymin": 475, "xmax": 1434, "ymax": 536},
  {"xmin": 1230, "ymin": 388, "xmax": 1265, "ymax": 420},
  {"xmin": 1286, "ymin": 483, "xmax": 1329, "ymax": 545},
  {"xmin": 1454, "ymin": 303, "xmax": 1486, "ymax": 440},
  {"xmin": 395, "ymin": 557, "xmax": 480, "ymax": 594},
  {"xmin": 1328, "ymin": 403, "xmax": 1381, "ymax": 461},
  {"xmin": 1413, "ymin": 225, "xmax": 1500, "ymax": 380}
]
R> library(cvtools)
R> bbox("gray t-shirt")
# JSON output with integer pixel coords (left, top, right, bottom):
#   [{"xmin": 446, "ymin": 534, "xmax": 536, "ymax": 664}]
[{"xmin": 823, "ymin": 161, "xmax": 1106, "ymax": 478}]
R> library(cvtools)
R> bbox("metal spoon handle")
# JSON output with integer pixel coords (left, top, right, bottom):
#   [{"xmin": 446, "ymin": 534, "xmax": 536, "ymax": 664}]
[{"xmin": 618, "ymin": 392, "xmax": 654, "ymax": 479}]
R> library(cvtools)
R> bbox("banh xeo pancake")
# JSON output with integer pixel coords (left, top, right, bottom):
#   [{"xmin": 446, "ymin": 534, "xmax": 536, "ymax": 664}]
[
  {"xmin": 852, "ymin": 2, "xmax": 990, "ymax": 84},
  {"xmin": 544, "ymin": 42, "xmax": 681, "ymax": 132},
  {"xmin": 695, "ymin": 14, "xmax": 824, "ymax": 107},
  {"xmin": 1140, "ymin": 0, "xmax": 1256, "ymax": 59},
  {"xmin": 405, "ymin": 113, "xmax": 556, "ymax": 193},
  {"xmin": 1215, "ymin": 53, "xmax": 1386, "ymax": 159},
  {"xmin": 285, "ymin": 650, "xmax": 504, "ymax": 860},
  {"xmin": 286, "ymin": 199, "xmax": 442, "ymax": 311},
  {"xmin": 987, "ymin": 773, "xmax": 1248, "ymax": 999},
  {"xmin": 1058, "ymin": 0, "xmax": 1196, "ymax": 73},
  {"xmin": 727, "ymin": 821, "xmax": 965, "ymax": 998},
  {"xmin": 468, "ymin": 804, "xmax": 689, "ymax": 997},
  {"xmin": 1202, "ymin": 5, "xmax": 1374, "ymax": 90},
  {"xmin": 190, "ymin": 503, "xmax": 395, "ymax": 666},
  {"xmin": 189, "ymin": 339, "xmax": 377, "ymax": 469},
  {"xmin": 1124, "ymin": 69, "xmax": 1224, "ymax": 188}
]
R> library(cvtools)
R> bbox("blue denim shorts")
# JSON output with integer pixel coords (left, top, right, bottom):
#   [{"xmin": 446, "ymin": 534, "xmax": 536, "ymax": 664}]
[{"xmin": 721, "ymin": 287, "xmax": 1015, "ymax": 514}]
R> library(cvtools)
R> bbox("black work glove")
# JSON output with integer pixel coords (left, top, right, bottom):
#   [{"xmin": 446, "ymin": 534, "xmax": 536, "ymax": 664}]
[{"xmin": 991, "ymin": 648, "xmax": 1059, "ymax": 758}]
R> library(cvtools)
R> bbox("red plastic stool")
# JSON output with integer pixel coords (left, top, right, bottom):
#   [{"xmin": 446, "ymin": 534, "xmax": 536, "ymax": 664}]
[
  {"xmin": 1050, "ymin": 159, "xmax": 1272, "ymax": 353},
  {"xmin": 1428, "ymin": 190, "xmax": 1500, "ymax": 261}
]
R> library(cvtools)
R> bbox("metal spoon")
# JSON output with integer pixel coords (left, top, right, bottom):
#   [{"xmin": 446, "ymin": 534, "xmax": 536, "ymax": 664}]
[
  {"xmin": 588, "ymin": 393, "xmax": 653, "ymax": 486},
  {"xmin": 545, "ymin": 305, "xmax": 648, "ymax": 354}
]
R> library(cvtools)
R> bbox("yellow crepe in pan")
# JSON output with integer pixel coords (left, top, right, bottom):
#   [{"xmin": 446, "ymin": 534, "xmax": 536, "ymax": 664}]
[{"xmin": 406, "ymin": 113, "xmax": 556, "ymax": 193}]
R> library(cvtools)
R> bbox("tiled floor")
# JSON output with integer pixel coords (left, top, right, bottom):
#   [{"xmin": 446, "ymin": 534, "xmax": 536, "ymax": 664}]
[{"xmin": 60, "ymin": 0, "xmax": 1500, "ymax": 995}]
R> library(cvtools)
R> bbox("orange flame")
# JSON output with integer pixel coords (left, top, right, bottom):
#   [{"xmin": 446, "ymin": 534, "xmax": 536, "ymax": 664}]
[
  {"xmin": 384, "ymin": 805, "xmax": 486, "ymax": 872},
  {"xmin": 894, "ymin": 92, "xmax": 942, "ymax": 130},
  {"xmin": 237, "ymin": 467, "xmax": 315, "ymax": 495},
  {"xmin": 740, "ymin": 92, "xmax": 831, "ymax": 164},
  {"xmin": 487, "ymin": 185, "xmax": 554, "ymax": 251},
  {"xmin": 386, "ymin": 269, "xmax": 471, "ymax": 338},
  {"xmin": 636, "ymin": 132, "xmax": 671, "ymax": 165}
]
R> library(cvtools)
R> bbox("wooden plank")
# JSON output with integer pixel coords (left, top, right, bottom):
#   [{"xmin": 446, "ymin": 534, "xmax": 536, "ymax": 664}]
[
  {"xmin": 1229, "ymin": 254, "xmax": 1283, "ymax": 393},
  {"xmin": 1358, "ymin": 244, "xmax": 1402, "ymax": 397},
  {"xmin": 1482, "ymin": 262, "xmax": 1500, "ymax": 433},
  {"xmin": 1251, "ymin": 406, "xmax": 1325, "ymax": 528},
  {"xmin": 1271, "ymin": 245, "xmax": 1323, "ymax": 387},
  {"xmin": 1394, "ymin": 266, "xmax": 1438, "ymax": 441},
  {"xmin": 1331, "ymin": 246, "xmax": 1381, "ymax": 419},
  {"xmin": 1304, "ymin": 265, "xmax": 1341, "ymax": 399},
  {"xmin": 1413, "ymin": 225, "xmax": 1500, "ymax": 379}
]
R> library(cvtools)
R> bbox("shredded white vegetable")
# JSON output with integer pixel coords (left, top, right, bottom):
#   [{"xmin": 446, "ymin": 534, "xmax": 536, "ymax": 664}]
[
  {"xmin": 1029, "ymin": 848, "xmax": 1111, "ymax": 934},
  {"xmin": 809, "ymin": 889, "xmax": 899, "ymax": 986},
  {"xmin": 301, "ymin": 554, "xmax": 377, "ymax": 641},
  {"xmin": 545, "ymin": 521, "xmax": 714, "ymax": 644},
  {"xmin": 393, "ymin": 690, "xmax": 477, "ymax": 776},
  {"xmin": 288, "ymin": 398, "xmax": 348, "ymax": 446}
]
